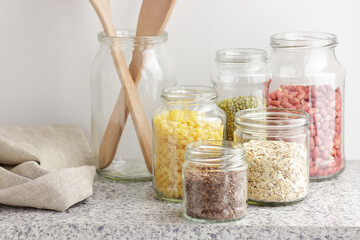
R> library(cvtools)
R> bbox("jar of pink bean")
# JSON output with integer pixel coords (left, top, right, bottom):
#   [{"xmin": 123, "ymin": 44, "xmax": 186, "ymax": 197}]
[{"xmin": 267, "ymin": 32, "xmax": 346, "ymax": 181}]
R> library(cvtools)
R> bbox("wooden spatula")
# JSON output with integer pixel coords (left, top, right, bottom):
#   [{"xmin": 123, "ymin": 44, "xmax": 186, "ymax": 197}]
[
  {"xmin": 98, "ymin": 0, "xmax": 177, "ymax": 170},
  {"xmin": 89, "ymin": 0, "xmax": 153, "ymax": 173}
]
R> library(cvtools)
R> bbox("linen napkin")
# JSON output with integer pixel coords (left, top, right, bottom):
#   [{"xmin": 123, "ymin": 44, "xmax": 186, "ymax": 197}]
[{"xmin": 0, "ymin": 125, "xmax": 96, "ymax": 211}]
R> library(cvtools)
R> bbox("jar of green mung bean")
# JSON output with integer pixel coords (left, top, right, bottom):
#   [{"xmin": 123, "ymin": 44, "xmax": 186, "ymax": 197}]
[{"xmin": 211, "ymin": 48, "xmax": 270, "ymax": 141}]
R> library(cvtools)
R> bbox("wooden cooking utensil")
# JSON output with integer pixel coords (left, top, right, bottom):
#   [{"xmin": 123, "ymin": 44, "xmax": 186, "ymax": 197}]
[
  {"xmin": 98, "ymin": 0, "xmax": 177, "ymax": 169},
  {"xmin": 89, "ymin": 0, "xmax": 153, "ymax": 173}
]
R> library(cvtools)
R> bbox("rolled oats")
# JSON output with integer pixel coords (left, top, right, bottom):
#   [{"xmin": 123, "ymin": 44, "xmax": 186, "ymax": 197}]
[{"xmin": 244, "ymin": 140, "xmax": 309, "ymax": 204}]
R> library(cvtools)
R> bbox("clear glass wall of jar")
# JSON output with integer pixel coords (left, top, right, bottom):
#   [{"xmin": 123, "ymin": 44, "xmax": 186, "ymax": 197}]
[
  {"xmin": 152, "ymin": 86, "xmax": 226, "ymax": 202},
  {"xmin": 91, "ymin": 30, "xmax": 176, "ymax": 181},
  {"xmin": 267, "ymin": 32, "xmax": 346, "ymax": 180},
  {"xmin": 183, "ymin": 140, "xmax": 247, "ymax": 223},
  {"xmin": 211, "ymin": 48, "xmax": 270, "ymax": 141},
  {"xmin": 234, "ymin": 108, "xmax": 310, "ymax": 206}
]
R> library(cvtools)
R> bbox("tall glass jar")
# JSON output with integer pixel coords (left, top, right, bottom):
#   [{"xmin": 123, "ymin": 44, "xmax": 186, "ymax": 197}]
[
  {"xmin": 267, "ymin": 32, "xmax": 346, "ymax": 180},
  {"xmin": 211, "ymin": 48, "xmax": 270, "ymax": 141},
  {"xmin": 91, "ymin": 30, "xmax": 176, "ymax": 181},
  {"xmin": 183, "ymin": 140, "xmax": 247, "ymax": 223},
  {"xmin": 152, "ymin": 86, "xmax": 226, "ymax": 202},
  {"xmin": 234, "ymin": 108, "xmax": 310, "ymax": 206}
]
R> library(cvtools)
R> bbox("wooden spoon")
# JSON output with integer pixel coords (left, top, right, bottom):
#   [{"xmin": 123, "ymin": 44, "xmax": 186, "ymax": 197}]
[
  {"xmin": 89, "ymin": 0, "xmax": 153, "ymax": 173},
  {"xmin": 98, "ymin": 0, "xmax": 177, "ymax": 169}
]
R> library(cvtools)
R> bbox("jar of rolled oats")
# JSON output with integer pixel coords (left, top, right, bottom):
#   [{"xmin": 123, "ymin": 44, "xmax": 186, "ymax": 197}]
[{"xmin": 234, "ymin": 108, "xmax": 310, "ymax": 206}]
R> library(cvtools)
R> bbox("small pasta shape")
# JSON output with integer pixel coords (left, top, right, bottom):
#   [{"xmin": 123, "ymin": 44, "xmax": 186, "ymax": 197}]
[{"xmin": 153, "ymin": 108, "xmax": 223, "ymax": 200}]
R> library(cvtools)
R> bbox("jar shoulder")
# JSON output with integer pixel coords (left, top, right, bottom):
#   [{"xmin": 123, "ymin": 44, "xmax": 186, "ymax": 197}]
[{"xmin": 268, "ymin": 52, "xmax": 346, "ymax": 76}]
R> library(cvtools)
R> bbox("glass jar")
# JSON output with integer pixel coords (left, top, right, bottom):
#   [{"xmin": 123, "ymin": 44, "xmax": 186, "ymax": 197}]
[
  {"xmin": 267, "ymin": 32, "xmax": 346, "ymax": 180},
  {"xmin": 152, "ymin": 86, "xmax": 226, "ymax": 202},
  {"xmin": 234, "ymin": 108, "xmax": 310, "ymax": 206},
  {"xmin": 183, "ymin": 140, "xmax": 247, "ymax": 223},
  {"xmin": 91, "ymin": 30, "xmax": 176, "ymax": 181},
  {"xmin": 211, "ymin": 48, "xmax": 270, "ymax": 141}
]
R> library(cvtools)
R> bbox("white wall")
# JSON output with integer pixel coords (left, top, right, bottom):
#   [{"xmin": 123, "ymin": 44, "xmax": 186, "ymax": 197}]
[{"xmin": 0, "ymin": 0, "xmax": 359, "ymax": 160}]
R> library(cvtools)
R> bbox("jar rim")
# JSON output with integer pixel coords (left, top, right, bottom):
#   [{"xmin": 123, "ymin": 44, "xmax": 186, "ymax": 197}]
[
  {"xmin": 235, "ymin": 108, "xmax": 310, "ymax": 129},
  {"xmin": 270, "ymin": 32, "xmax": 337, "ymax": 49},
  {"xmin": 216, "ymin": 48, "xmax": 268, "ymax": 63},
  {"xmin": 161, "ymin": 85, "xmax": 218, "ymax": 103},
  {"xmin": 185, "ymin": 140, "xmax": 247, "ymax": 168},
  {"xmin": 98, "ymin": 29, "xmax": 167, "ymax": 45}
]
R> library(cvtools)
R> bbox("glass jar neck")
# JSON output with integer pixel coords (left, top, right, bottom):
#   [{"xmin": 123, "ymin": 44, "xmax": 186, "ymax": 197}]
[
  {"xmin": 215, "ymin": 48, "xmax": 268, "ymax": 72},
  {"xmin": 98, "ymin": 29, "xmax": 167, "ymax": 47},
  {"xmin": 271, "ymin": 32, "xmax": 337, "ymax": 48},
  {"xmin": 235, "ymin": 108, "xmax": 310, "ymax": 134},
  {"xmin": 270, "ymin": 31, "xmax": 338, "ymax": 61},
  {"xmin": 161, "ymin": 85, "xmax": 218, "ymax": 106},
  {"xmin": 185, "ymin": 140, "xmax": 246, "ymax": 170},
  {"xmin": 271, "ymin": 46, "xmax": 336, "ymax": 59}
]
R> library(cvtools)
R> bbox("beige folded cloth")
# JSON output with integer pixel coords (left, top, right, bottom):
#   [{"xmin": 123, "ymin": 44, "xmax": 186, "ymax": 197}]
[{"xmin": 0, "ymin": 125, "xmax": 96, "ymax": 211}]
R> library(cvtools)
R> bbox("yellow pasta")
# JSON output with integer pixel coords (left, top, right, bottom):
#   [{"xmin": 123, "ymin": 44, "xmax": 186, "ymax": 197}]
[{"xmin": 153, "ymin": 108, "xmax": 224, "ymax": 200}]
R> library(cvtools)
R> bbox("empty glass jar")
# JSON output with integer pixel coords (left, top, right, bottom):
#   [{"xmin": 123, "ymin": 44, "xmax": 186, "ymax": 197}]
[
  {"xmin": 152, "ymin": 86, "xmax": 226, "ymax": 202},
  {"xmin": 183, "ymin": 140, "xmax": 247, "ymax": 223},
  {"xmin": 211, "ymin": 48, "xmax": 270, "ymax": 141},
  {"xmin": 267, "ymin": 32, "xmax": 346, "ymax": 180},
  {"xmin": 234, "ymin": 108, "xmax": 310, "ymax": 206},
  {"xmin": 91, "ymin": 30, "xmax": 176, "ymax": 181}
]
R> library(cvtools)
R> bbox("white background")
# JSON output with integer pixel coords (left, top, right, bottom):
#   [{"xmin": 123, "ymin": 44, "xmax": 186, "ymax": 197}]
[{"xmin": 0, "ymin": 0, "xmax": 359, "ymax": 160}]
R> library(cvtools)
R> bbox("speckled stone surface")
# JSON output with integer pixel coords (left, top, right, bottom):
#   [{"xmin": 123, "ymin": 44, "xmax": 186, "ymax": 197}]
[{"xmin": 1, "ymin": 161, "xmax": 359, "ymax": 240}]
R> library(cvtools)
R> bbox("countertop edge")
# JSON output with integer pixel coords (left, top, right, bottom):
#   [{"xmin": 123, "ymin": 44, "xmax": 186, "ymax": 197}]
[{"xmin": 1, "ymin": 223, "xmax": 359, "ymax": 240}]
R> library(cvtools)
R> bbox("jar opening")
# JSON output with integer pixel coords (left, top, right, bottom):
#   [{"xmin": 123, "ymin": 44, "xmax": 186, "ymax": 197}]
[
  {"xmin": 270, "ymin": 32, "xmax": 337, "ymax": 49},
  {"xmin": 161, "ymin": 85, "xmax": 218, "ymax": 104},
  {"xmin": 185, "ymin": 140, "xmax": 246, "ymax": 169},
  {"xmin": 235, "ymin": 108, "xmax": 310, "ymax": 129},
  {"xmin": 216, "ymin": 48, "xmax": 268, "ymax": 64},
  {"xmin": 98, "ymin": 29, "xmax": 167, "ymax": 45}
]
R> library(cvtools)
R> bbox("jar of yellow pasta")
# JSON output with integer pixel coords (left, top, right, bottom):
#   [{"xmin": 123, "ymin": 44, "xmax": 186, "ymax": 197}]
[{"xmin": 152, "ymin": 85, "xmax": 226, "ymax": 202}]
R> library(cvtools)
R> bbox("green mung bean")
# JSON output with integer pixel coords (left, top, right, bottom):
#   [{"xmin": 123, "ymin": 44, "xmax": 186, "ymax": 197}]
[{"xmin": 217, "ymin": 96, "xmax": 266, "ymax": 140}]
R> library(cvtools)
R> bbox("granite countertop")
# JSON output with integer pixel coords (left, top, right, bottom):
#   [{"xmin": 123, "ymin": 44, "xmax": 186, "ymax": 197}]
[{"xmin": 1, "ymin": 161, "xmax": 359, "ymax": 240}]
